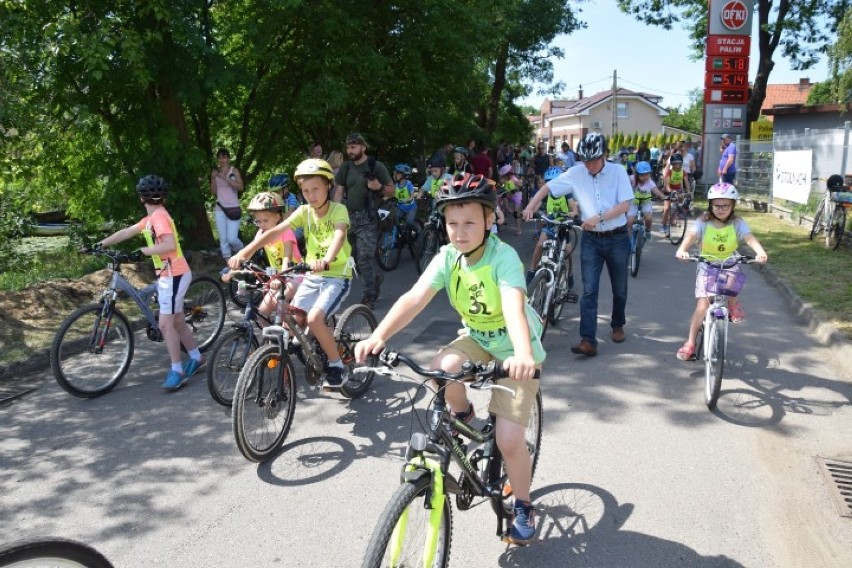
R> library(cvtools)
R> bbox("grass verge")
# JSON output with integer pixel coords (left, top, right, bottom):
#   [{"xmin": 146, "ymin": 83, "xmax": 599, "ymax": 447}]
[
  {"xmin": 738, "ymin": 209, "xmax": 852, "ymax": 339},
  {"xmin": 1, "ymin": 237, "xmax": 104, "ymax": 291}
]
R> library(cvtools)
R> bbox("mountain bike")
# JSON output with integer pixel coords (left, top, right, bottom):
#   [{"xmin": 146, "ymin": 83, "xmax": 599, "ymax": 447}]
[
  {"xmin": 231, "ymin": 263, "xmax": 378, "ymax": 462},
  {"xmin": 687, "ymin": 254, "xmax": 756, "ymax": 410},
  {"xmin": 359, "ymin": 350, "xmax": 542, "ymax": 567},
  {"xmin": 628, "ymin": 216, "xmax": 648, "ymax": 277},
  {"xmin": 206, "ymin": 267, "xmax": 274, "ymax": 406},
  {"xmin": 827, "ymin": 193, "xmax": 852, "ymax": 250},
  {"xmin": 416, "ymin": 209, "xmax": 447, "ymax": 274},
  {"xmin": 0, "ymin": 538, "xmax": 114, "ymax": 568},
  {"xmin": 527, "ymin": 214, "xmax": 579, "ymax": 337},
  {"xmin": 668, "ymin": 189, "xmax": 692, "ymax": 246},
  {"xmin": 50, "ymin": 249, "xmax": 226, "ymax": 398},
  {"xmin": 376, "ymin": 200, "xmax": 422, "ymax": 272}
]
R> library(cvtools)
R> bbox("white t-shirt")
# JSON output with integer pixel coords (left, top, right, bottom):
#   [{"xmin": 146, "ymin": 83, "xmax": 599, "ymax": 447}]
[
  {"xmin": 681, "ymin": 152, "xmax": 696, "ymax": 174},
  {"xmin": 547, "ymin": 162, "xmax": 633, "ymax": 231}
]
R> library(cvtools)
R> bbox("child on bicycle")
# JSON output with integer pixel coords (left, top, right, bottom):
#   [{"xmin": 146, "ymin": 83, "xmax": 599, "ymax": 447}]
[
  {"xmin": 228, "ymin": 159, "xmax": 354, "ymax": 388},
  {"xmin": 96, "ymin": 175, "xmax": 202, "ymax": 390},
  {"xmin": 662, "ymin": 153, "xmax": 690, "ymax": 237},
  {"xmin": 392, "ymin": 163, "xmax": 418, "ymax": 226},
  {"xmin": 498, "ymin": 164, "xmax": 523, "ymax": 235},
  {"xmin": 674, "ymin": 182, "xmax": 768, "ymax": 361},
  {"xmin": 628, "ymin": 161, "xmax": 664, "ymax": 237},
  {"xmin": 221, "ymin": 191, "xmax": 303, "ymax": 312},
  {"xmin": 524, "ymin": 166, "xmax": 578, "ymax": 283},
  {"xmin": 355, "ymin": 173, "xmax": 545, "ymax": 545}
]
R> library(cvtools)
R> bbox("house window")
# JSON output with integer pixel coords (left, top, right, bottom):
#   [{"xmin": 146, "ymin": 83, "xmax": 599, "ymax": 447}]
[{"xmin": 617, "ymin": 102, "xmax": 628, "ymax": 119}]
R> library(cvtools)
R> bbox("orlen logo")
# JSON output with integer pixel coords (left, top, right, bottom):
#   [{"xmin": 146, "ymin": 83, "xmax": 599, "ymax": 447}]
[{"xmin": 721, "ymin": 0, "xmax": 748, "ymax": 30}]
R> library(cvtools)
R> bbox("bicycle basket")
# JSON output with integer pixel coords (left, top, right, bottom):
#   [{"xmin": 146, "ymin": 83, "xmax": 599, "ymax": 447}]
[{"xmin": 704, "ymin": 266, "xmax": 746, "ymax": 297}]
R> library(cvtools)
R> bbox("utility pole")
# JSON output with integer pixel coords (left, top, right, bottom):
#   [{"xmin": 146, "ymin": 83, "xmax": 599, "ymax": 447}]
[{"xmin": 612, "ymin": 69, "xmax": 618, "ymax": 139}]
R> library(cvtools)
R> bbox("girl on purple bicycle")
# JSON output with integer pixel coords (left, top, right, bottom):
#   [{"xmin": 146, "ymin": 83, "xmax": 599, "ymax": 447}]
[{"xmin": 674, "ymin": 182, "xmax": 768, "ymax": 361}]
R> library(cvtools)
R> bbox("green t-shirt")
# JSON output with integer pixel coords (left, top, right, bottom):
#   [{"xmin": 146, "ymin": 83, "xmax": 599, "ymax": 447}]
[
  {"xmin": 288, "ymin": 203, "xmax": 353, "ymax": 278},
  {"xmin": 334, "ymin": 158, "xmax": 393, "ymax": 213},
  {"xmin": 422, "ymin": 234, "xmax": 545, "ymax": 363}
]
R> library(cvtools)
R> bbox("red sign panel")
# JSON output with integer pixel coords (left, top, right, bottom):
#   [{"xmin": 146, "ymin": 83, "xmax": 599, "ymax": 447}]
[
  {"xmin": 706, "ymin": 35, "xmax": 750, "ymax": 56},
  {"xmin": 721, "ymin": 0, "xmax": 748, "ymax": 30},
  {"xmin": 705, "ymin": 72, "xmax": 749, "ymax": 88},
  {"xmin": 705, "ymin": 56, "xmax": 749, "ymax": 72}
]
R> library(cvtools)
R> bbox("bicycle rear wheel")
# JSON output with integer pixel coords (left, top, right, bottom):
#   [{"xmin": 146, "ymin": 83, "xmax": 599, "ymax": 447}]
[
  {"xmin": 490, "ymin": 389, "xmax": 543, "ymax": 517},
  {"xmin": 336, "ymin": 305, "xmax": 379, "ymax": 399},
  {"xmin": 669, "ymin": 208, "xmax": 688, "ymax": 246},
  {"xmin": 417, "ymin": 228, "xmax": 440, "ymax": 274},
  {"xmin": 828, "ymin": 206, "xmax": 846, "ymax": 250},
  {"xmin": 527, "ymin": 271, "xmax": 551, "ymax": 337},
  {"xmin": 704, "ymin": 319, "xmax": 725, "ymax": 410},
  {"xmin": 376, "ymin": 225, "xmax": 402, "ymax": 271},
  {"xmin": 206, "ymin": 327, "xmax": 259, "ymax": 406},
  {"xmin": 0, "ymin": 538, "xmax": 114, "ymax": 568},
  {"xmin": 630, "ymin": 230, "xmax": 644, "ymax": 277},
  {"xmin": 232, "ymin": 344, "xmax": 296, "ymax": 462},
  {"xmin": 50, "ymin": 303, "xmax": 134, "ymax": 398},
  {"xmin": 361, "ymin": 475, "xmax": 452, "ymax": 568},
  {"xmin": 183, "ymin": 276, "xmax": 226, "ymax": 352},
  {"xmin": 809, "ymin": 200, "xmax": 826, "ymax": 240}
]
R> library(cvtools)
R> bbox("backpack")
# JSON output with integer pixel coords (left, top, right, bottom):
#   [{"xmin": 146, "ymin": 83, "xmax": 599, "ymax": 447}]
[{"xmin": 340, "ymin": 156, "xmax": 385, "ymax": 223}]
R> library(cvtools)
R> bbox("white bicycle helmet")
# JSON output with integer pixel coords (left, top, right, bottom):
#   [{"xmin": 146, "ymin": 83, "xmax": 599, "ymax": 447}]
[
  {"xmin": 576, "ymin": 133, "xmax": 606, "ymax": 161},
  {"xmin": 707, "ymin": 182, "xmax": 739, "ymax": 200}
]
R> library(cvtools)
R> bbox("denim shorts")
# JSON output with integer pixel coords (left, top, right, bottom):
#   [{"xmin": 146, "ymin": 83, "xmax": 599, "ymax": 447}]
[{"xmin": 291, "ymin": 275, "xmax": 351, "ymax": 316}]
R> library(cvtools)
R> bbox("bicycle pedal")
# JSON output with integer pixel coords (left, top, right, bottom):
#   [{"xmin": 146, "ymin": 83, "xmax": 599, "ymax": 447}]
[{"xmin": 564, "ymin": 292, "xmax": 579, "ymax": 304}]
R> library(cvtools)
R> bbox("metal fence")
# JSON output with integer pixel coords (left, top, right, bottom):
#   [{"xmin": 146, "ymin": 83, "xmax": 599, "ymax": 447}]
[{"xmin": 735, "ymin": 122, "xmax": 852, "ymax": 208}]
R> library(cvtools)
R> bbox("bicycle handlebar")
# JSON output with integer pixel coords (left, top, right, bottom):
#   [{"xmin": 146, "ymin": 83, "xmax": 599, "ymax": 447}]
[
  {"xmin": 685, "ymin": 253, "xmax": 756, "ymax": 267},
  {"xmin": 83, "ymin": 248, "xmax": 144, "ymax": 264},
  {"xmin": 531, "ymin": 212, "xmax": 579, "ymax": 226}
]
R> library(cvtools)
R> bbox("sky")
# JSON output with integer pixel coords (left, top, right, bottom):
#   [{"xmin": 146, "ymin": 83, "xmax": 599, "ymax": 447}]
[{"xmin": 520, "ymin": 0, "xmax": 830, "ymax": 111}]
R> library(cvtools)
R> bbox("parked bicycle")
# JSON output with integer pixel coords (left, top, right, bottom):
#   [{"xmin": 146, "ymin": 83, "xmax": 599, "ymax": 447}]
[
  {"xmin": 628, "ymin": 216, "xmax": 648, "ymax": 277},
  {"xmin": 686, "ymin": 254, "xmax": 756, "ymax": 410},
  {"xmin": 231, "ymin": 263, "xmax": 378, "ymax": 462},
  {"xmin": 0, "ymin": 538, "xmax": 114, "ymax": 568},
  {"xmin": 810, "ymin": 174, "xmax": 851, "ymax": 250},
  {"xmin": 50, "ymin": 249, "xmax": 226, "ymax": 398},
  {"xmin": 376, "ymin": 199, "xmax": 422, "ymax": 272},
  {"xmin": 667, "ymin": 189, "xmax": 692, "ymax": 246},
  {"xmin": 416, "ymin": 208, "xmax": 447, "ymax": 274},
  {"xmin": 527, "ymin": 213, "xmax": 579, "ymax": 337},
  {"xmin": 358, "ymin": 350, "xmax": 542, "ymax": 567}
]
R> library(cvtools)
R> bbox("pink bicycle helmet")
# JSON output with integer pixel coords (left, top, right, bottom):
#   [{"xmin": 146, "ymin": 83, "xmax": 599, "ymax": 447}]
[
  {"xmin": 498, "ymin": 164, "xmax": 513, "ymax": 176},
  {"xmin": 707, "ymin": 182, "xmax": 739, "ymax": 201}
]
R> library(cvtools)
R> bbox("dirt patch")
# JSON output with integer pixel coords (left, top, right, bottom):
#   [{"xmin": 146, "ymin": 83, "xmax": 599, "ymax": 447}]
[{"xmin": 0, "ymin": 252, "xmax": 223, "ymax": 375}]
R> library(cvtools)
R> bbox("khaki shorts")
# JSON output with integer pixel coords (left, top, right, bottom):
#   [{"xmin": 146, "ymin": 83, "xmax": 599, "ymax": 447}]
[{"xmin": 437, "ymin": 335, "xmax": 540, "ymax": 426}]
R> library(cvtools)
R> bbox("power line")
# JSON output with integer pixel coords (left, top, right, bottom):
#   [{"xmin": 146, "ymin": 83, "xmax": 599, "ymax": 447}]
[{"xmin": 616, "ymin": 77, "xmax": 696, "ymax": 99}]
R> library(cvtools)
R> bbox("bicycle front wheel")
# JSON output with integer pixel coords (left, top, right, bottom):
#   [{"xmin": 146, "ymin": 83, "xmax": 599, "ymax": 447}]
[
  {"xmin": 828, "ymin": 206, "xmax": 846, "ymax": 250},
  {"xmin": 50, "ymin": 304, "xmax": 134, "ymax": 398},
  {"xmin": 527, "ymin": 271, "xmax": 551, "ymax": 337},
  {"xmin": 0, "ymin": 538, "xmax": 114, "ymax": 568},
  {"xmin": 232, "ymin": 344, "xmax": 296, "ymax": 462},
  {"xmin": 206, "ymin": 327, "xmax": 259, "ymax": 406},
  {"xmin": 376, "ymin": 226, "xmax": 402, "ymax": 271},
  {"xmin": 362, "ymin": 475, "xmax": 452, "ymax": 568},
  {"xmin": 550, "ymin": 256, "xmax": 573, "ymax": 323},
  {"xmin": 417, "ymin": 228, "xmax": 440, "ymax": 274},
  {"xmin": 630, "ymin": 230, "xmax": 644, "ymax": 277},
  {"xmin": 490, "ymin": 388, "xmax": 543, "ymax": 517},
  {"xmin": 669, "ymin": 208, "xmax": 688, "ymax": 246},
  {"xmin": 704, "ymin": 319, "xmax": 725, "ymax": 410},
  {"xmin": 809, "ymin": 200, "xmax": 826, "ymax": 240},
  {"xmin": 183, "ymin": 276, "xmax": 226, "ymax": 352},
  {"xmin": 336, "ymin": 305, "xmax": 379, "ymax": 399}
]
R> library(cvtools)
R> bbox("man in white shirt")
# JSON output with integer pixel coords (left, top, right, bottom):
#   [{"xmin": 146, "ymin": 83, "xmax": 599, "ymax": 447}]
[{"xmin": 523, "ymin": 133, "xmax": 633, "ymax": 356}]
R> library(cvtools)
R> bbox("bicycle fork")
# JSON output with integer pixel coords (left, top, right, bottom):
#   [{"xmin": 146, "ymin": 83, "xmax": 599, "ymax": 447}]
[{"xmin": 391, "ymin": 455, "xmax": 445, "ymax": 567}]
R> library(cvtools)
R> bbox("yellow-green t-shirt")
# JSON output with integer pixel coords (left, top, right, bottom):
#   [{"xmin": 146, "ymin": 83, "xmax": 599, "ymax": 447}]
[{"xmin": 287, "ymin": 203, "xmax": 352, "ymax": 278}]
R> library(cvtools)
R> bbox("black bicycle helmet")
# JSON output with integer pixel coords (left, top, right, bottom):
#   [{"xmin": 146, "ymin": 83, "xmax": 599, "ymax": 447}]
[
  {"xmin": 827, "ymin": 174, "xmax": 846, "ymax": 190},
  {"xmin": 576, "ymin": 133, "xmax": 607, "ymax": 161},
  {"xmin": 435, "ymin": 173, "xmax": 496, "ymax": 212},
  {"xmin": 669, "ymin": 153, "xmax": 684, "ymax": 164},
  {"xmin": 136, "ymin": 175, "xmax": 170, "ymax": 201}
]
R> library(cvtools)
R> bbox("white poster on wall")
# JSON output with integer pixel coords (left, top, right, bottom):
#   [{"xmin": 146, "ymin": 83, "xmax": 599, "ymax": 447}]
[{"xmin": 772, "ymin": 150, "xmax": 813, "ymax": 204}]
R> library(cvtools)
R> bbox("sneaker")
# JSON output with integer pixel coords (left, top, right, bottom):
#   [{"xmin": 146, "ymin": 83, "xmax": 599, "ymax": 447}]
[
  {"xmin": 182, "ymin": 358, "xmax": 204, "ymax": 378},
  {"xmin": 162, "ymin": 370, "xmax": 187, "ymax": 391},
  {"xmin": 323, "ymin": 365, "xmax": 349, "ymax": 388},
  {"xmin": 729, "ymin": 303, "xmax": 746, "ymax": 323},
  {"xmin": 507, "ymin": 501, "xmax": 537, "ymax": 545}
]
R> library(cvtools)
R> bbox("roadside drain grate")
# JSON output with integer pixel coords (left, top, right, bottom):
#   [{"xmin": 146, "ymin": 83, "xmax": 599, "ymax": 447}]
[{"xmin": 817, "ymin": 457, "xmax": 852, "ymax": 517}]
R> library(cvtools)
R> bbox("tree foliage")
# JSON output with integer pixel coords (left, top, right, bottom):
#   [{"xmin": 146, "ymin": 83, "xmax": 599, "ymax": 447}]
[
  {"xmin": 662, "ymin": 88, "xmax": 703, "ymax": 134},
  {"xmin": 0, "ymin": 0, "xmax": 576, "ymax": 248},
  {"xmin": 828, "ymin": 8, "xmax": 852, "ymax": 103},
  {"xmin": 616, "ymin": 0, "xmax": 850, "ymax": 123}
]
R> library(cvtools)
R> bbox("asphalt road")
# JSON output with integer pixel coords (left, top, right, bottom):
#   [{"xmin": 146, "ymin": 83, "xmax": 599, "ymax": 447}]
[{"xmin": 2, "ymin": 212, "xmax": 852, "ymax": 568}]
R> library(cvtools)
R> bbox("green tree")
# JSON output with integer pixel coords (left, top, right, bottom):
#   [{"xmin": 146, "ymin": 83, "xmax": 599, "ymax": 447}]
[
  {"xmin": 828, "ymin": 9, "xmax": 852, "ymax": 103},
  {"xmin": 616, "ymin": 0, "xmax": 849, "ymax": 123},
  {"xmin": 663, "ymin": 89, "xmax": 703, "ymax": 134}
]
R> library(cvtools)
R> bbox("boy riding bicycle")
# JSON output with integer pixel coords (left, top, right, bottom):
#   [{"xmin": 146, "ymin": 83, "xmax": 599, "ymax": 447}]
[
  {"xmin": 355, "ymin": 173, "xmax": 545, "ymax": 545},
  {"xmin": 228, "ymin": 159, "xmax": 354, "ymax": 388},
  {"xmin": 628, "ymin": 161, "xmax": 664, "ymax": 237},
  {"xmin": 95, "ymin": 175, "xmax": 202, "ymax": 391}
]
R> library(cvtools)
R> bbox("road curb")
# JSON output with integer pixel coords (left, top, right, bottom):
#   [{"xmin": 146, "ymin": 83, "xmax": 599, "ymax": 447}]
[
  {"xmin": 754, "ymin": 263, "xmax": 852, "ymax": 379},
  {"xmin": 0, "ymin": 350, "xmax": 50, "ymax": 383}
]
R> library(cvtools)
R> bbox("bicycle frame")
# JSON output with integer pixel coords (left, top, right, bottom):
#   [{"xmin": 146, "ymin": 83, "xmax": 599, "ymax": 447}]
[{"xmin": 105, "ymin": 269, "xmax": 159, "ymax": 329}]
